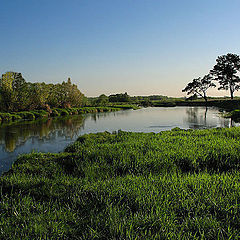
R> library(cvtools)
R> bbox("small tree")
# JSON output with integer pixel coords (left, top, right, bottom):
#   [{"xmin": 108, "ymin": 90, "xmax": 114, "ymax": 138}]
[
  {"xmin": 210, "ymin": 53, "xmax": 240, "ymax": 99},
  {"xmin": 182, "ymin": 74, "xmax": 216, "ymax": 103}
]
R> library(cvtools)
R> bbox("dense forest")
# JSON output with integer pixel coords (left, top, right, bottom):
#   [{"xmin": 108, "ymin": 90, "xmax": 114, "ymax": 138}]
[{"xmin": 0, "ymin": 72, "xmax": 86, "ymax": 112}]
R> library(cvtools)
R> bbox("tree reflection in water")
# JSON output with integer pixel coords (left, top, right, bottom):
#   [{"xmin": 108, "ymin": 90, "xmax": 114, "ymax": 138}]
[
  {"xmin": 185, "ymin": 107, "xmax": 237, "ymax": 129},
  {"xmin": 1, "ymin": 107, "xmax": 240, "ymax": 175},
  {"xmin": 0, "ymin": 115, "xmax": 86, "ymax": 152}
]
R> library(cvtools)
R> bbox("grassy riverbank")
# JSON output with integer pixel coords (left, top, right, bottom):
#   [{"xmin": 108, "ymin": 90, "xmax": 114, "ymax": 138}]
[
  {"xmin": 0, "ymin": 105, "xmax": 138, "ymax": 123},
  {"xmin": 1, "ymin": 128, "xmax": 240, "ymax": 239},
  {"xmin": 151, "ymin": 98, "xmax": 240, "ymax": 110},
  {"xmin": 1, "ymin": 99, "xmax": 239, "ymax": 123}
]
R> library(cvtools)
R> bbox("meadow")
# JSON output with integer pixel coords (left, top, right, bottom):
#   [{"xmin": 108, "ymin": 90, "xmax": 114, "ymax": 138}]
[{"xmin": 1, "ymin": 127, "xmax": 240, "ymax": 239}]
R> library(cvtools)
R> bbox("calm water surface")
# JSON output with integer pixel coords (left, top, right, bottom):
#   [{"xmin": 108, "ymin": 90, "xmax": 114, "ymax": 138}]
[{"xmin": 0, "ymin": 106, "xmax": 238, "ymax": 175}]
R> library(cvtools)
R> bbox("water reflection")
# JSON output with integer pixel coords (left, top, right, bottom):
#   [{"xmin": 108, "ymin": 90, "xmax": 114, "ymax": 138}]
[
  {"xmin": 185, "ymin": 107, "xmax": 237, "ymax": 129},
  {"xmin": 0, "ymin": 107, "xmax": 238, "ymax": 153},
  {"xmin": 0, "ymin": 115, "xmax": 86, "ymax": 152},
  {"xmin": 185, "ymin": 107, "xmax": 209, "ymax": 128},
  {"xmin": 0, "ymin": 107, "xmax": 239, "ymax": 175}
]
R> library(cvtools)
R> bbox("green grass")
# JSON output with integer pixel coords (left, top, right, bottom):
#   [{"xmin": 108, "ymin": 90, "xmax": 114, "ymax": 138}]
[
  {"xmin": 0, "ymin": 106, "xmax": 135, "ymax": 125},
  {"xmin": 1, "ymin": 128, "xmax": 240, "ymax": 239}
]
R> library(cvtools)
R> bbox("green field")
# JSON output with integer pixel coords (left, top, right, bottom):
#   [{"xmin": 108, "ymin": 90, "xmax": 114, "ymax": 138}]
[{"xmin": 1, "ymin": 128, "xmax": 240, "ymax": 239}]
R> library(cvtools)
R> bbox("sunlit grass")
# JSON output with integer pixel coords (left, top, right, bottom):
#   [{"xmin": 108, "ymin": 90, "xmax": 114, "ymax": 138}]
[{"xmin": 1, "ymin": 128, "xmax": 240, "ymax": 239}]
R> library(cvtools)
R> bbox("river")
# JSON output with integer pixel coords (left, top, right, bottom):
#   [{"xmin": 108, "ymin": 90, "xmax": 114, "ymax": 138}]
[{"xmin": 0, "ymin": 106, "xmax": 238, "ymax": 175}]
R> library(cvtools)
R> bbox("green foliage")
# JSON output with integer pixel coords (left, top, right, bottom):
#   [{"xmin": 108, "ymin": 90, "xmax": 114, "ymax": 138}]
[
  {"xmin": 110, "ymin": 104, "xmax": 139, "ymax": 110},
  {"xmin": 54, "ymin": 108, "xmax": 69, "ymax": 116},
  {"xmin": 51, "ymin": 109, "xmax": 60, "ymax": 117},
  {"xmin": 182, "ymin": 74, "xmax": 216, "ymax": 103},
  {"xmin": 31, "ymin": 110, "xmax": 49, "ymax": 119},
  {"xmin": 94, "ymin": 94, "xmax": 109, "ymax": 106},
  {"xmin": 17, "ymin": 111, "xmax": 35, "ymax": 120},
  {"xmin": 1, "ymin": 128, "xmax": 240, "ymax": 238},
  {"xmin": 0, "ymin": 72, "xmax": 16, "ymax": 111},
  {"xmin": 152, "ymin": 101, "xmax": 176, "ymax": 107},
  {"xmin": 0, "ymin": 72, "xmax": 86, "ymax": 112},
  {"xmin": 211, "ymin": 53, "xmax": 240, "ymax": 99},
  {"xmin": 0, "ymin": 113, "xmax": 13, "ymax": 122},
  {"xmin": 109, "ymin": 92, "xmax": 131, "ymax": 103},
  {"xmin": 47, "ymin": 78, "xmax": 85, "ymax": 108},
  {"xmin": 26, "ymin": 83, "xmax": 50, "ymax": 110},
  {"xmin": 0, "ymin": 106, "xmax": 132, "ymax": 124},
  {"xmin": 11, "ymin": 114, "xmax": 22, "ymax": 121},
  {"xmin": 225, "ymin": 109, "xmax": 240, "ymax": 121}
]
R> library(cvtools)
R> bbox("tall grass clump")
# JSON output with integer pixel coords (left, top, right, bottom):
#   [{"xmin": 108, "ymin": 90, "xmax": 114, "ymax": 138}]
[{"xmin": 1, "ymin": 127, "xmax": 240, "ymax": 239}]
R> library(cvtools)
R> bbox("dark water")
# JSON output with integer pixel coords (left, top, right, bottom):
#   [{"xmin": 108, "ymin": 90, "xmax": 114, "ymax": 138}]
[{"xmin": 0, "ymin": 107, "xmax": 238, "ymax": 175}]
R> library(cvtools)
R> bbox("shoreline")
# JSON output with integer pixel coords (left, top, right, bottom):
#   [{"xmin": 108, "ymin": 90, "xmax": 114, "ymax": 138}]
[
  {"xmin": 0, "ymin": 105, "xmax": 138, "ymax": 124},
  {"xmin": 1, "ymin": 98, "xmax": 240, "ymax": 124}
]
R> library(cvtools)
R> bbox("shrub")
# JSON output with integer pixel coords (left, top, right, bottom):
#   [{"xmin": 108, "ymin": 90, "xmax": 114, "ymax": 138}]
[
  {"xmin": 0, "ymin": 113, "xmax": 13, "ymax": 121},
  {"xmin": 51, "ymin": 109, "xmax": 60, "ymax": 117},
  {"xmin": 31, "ymin": 110, "xmax": 48, "ymax": 119},
  {"xmin": 55, "ymin": 108, "xmax": 69, "ymax": 116},
  {"xmin": 17, "ymin": 111, "xmax": 35, "ymax": 120},
  {"xmin": 11, "ymin": 114, "xmax": 22, "ymax": 121}
]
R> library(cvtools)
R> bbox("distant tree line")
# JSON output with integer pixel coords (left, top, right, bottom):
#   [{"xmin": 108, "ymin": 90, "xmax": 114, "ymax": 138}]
[
  {"xmin": 183, "ymin": 53, "xmax": 240, "ymax": 102},
  {"xmin": 89, "ymin": 92, "xmax": 171, "ymax": 107},
  {"xmin": 0, "ymin": 72, "xmax": 86, "ymax": 112}
]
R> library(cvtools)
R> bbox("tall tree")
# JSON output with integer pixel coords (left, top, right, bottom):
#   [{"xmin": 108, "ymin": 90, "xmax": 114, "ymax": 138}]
[
  {"xmin": 0, "ymin": 72, "xmax": 14, "ymax": 111},
  {"xmin": 210, "ymin": 53, "xmax": 240, "ymax": 99},
  {"xmin": 0, "ymin": 72, "xmax": 31, "ymax": 111},
  {"xmin": 11, "ymin": 73, "xmax": 29, "ymax": 111},
  {"xmin": 182, "ymin": 74, "xmax": 216, "ymax": 103}
]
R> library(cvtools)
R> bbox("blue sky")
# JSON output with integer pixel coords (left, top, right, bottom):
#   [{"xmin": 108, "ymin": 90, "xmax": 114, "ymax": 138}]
[{"xmin": 1, "ymin": 0, "xmax": 240, "ymax": 97}]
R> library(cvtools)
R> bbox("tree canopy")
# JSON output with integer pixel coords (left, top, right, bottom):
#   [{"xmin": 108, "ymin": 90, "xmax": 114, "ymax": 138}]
[
  {"xmin": 109, "ymin": 92, "xmax": 131, "ymax": 102},
  {"xmin": 210, "ymin": 53, "xmax": 240, "ymax": 99},
  {"xmin": 0, "ymin": 72, "xmax": 86, "ymax": 112},
  {"xmin": 182, "ymin": 74, "xmax": 216, "ymax": 103}
]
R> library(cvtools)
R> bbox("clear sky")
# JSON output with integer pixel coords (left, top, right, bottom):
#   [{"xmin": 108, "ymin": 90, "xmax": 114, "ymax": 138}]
[{"xmin": 1, "ymin": 0, "xmax": 240, "ymax": 97}]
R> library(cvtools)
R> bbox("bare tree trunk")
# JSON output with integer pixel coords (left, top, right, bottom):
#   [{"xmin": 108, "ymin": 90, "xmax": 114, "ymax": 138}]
[
  {"xmin": 230, "ymin": 89, "xmax": 234, "ymax": 99},
  {"xmin": 203, "ymin": 92, "xmax": 208, "ymax": 106},
  {"xmin": 230, "ymin": 84, "xmax": 234, "ymax": 99}
]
